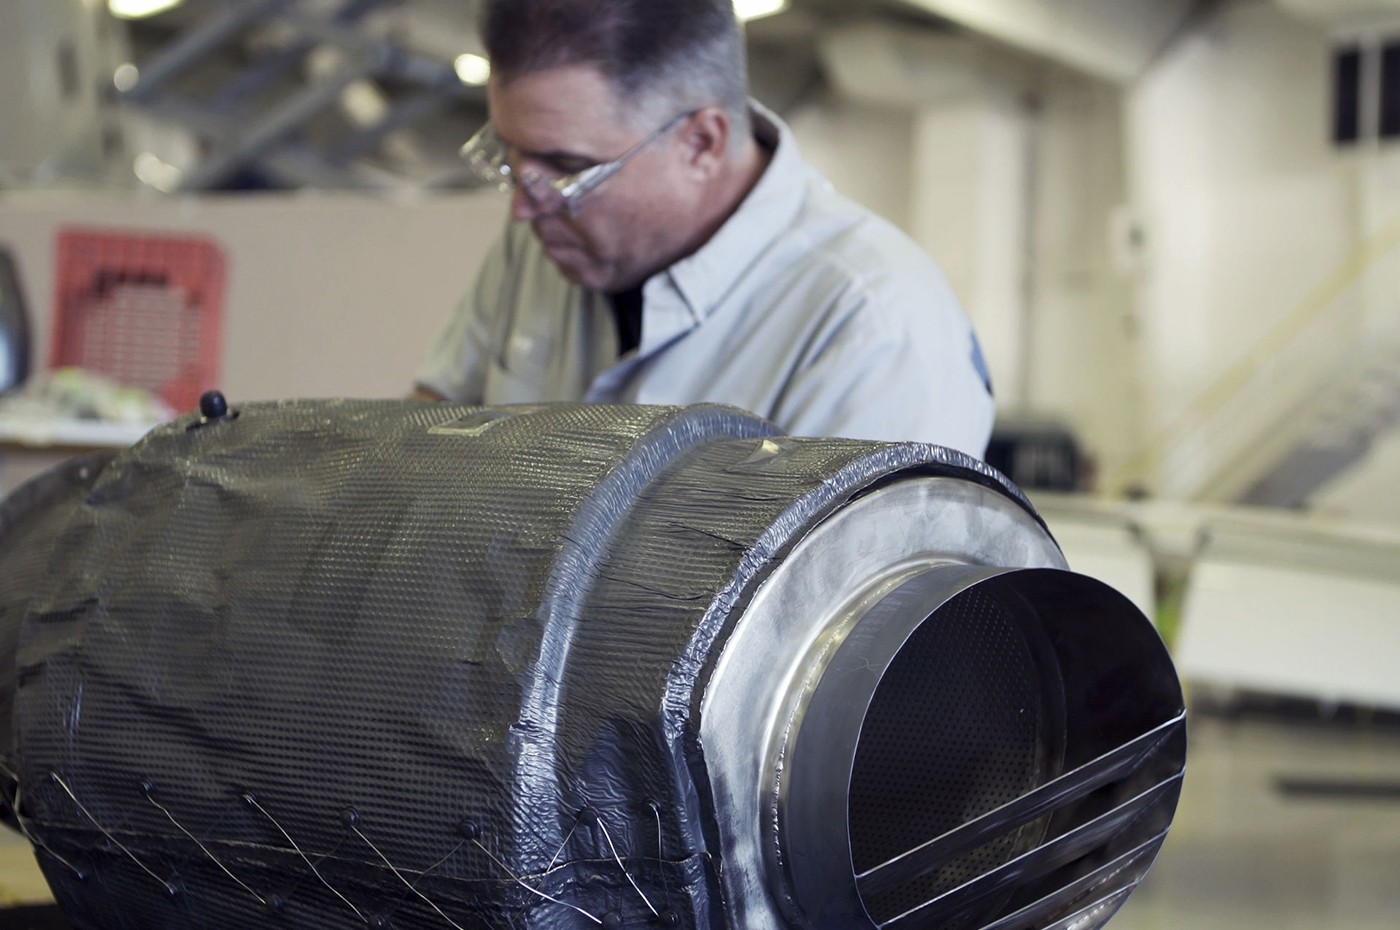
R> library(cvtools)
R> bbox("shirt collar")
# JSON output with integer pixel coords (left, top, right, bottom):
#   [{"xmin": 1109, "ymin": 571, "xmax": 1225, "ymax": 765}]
[{"xmin": 647, "ymin": 100, "xmax": 811, "ymax": 325}]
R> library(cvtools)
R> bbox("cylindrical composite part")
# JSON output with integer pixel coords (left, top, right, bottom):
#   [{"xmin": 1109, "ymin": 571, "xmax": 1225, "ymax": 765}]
[{"xmin": 0, "ymin": 400, "xmax": 1184, "ymax": 930}]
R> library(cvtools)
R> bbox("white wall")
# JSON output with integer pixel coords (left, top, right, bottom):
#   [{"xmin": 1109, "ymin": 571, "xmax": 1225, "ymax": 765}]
[
  {"xmin": 0, "ymin": 191, "xmax": 508, "ymax": 405},
  {"xmin": 1120, "ymin": 1, "xmax": 1387, "ymax": 497},
  {"xmin": 0, "ymin": 0, "xmax": 128, "ymax": 186},
  {"xmin": 907, "ymin": 89, "xmax": 1035, "ymax": 408},
  {"xmin": 1019, "ymin": 71, "xmax": 1140, "ymax": 477},
  {"xmin": 784, "ymin": 94, "xmax": 916, "ymax": 233}
]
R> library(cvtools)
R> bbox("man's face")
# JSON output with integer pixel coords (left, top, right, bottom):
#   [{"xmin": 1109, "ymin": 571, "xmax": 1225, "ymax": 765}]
[{"xmin": 487, "ymin": 65, "xmax": 699, "ymax": 293}]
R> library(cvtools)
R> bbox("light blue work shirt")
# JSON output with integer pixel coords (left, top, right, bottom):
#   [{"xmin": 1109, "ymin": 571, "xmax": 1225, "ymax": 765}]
[{"xmin": 416, "ymin": 104, "xmax": 995, "ymax": 457}]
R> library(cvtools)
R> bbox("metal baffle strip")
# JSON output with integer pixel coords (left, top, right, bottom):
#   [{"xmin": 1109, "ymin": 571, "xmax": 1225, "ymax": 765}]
[
  {"xmin": 857, "ymin": 712, "xmax": 1185, "ymax": 899},
  {"xmin": 969, "ymin": 831, "xmax": 1168, "ymax": 930},
  {"xmin": 879, "ymin": 774, "xmax": 1184, "ymax": 929}
]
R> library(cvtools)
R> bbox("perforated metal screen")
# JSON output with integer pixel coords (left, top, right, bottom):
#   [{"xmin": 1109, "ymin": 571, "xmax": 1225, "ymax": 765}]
[{"xmin": 850, "ymin": 588, "xmax": 1061, "ymax": 926}]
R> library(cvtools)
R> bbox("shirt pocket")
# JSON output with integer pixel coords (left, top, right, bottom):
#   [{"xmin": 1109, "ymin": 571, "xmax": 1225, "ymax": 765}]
[{"xmin": 484, "ymin": 332, "xmax": 556, "ymax": 404}]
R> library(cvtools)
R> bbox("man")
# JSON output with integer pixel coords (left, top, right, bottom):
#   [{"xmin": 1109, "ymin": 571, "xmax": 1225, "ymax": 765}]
[{"xmin": 414, "ymin": 0, "xmax": 995, "ymax": 456}]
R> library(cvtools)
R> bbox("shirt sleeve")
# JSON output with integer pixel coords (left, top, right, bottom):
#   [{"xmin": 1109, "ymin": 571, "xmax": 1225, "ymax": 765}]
[
  {"xmin": 412, "ymin": 226, "xmax": 514, "ymax": 403},
  {"xmin": 773, "ymin": 276, "xmax": 996, "ymax": 459}
]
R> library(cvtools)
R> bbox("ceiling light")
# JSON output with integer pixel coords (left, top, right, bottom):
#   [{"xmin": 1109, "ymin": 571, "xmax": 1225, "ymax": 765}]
[
  {"xmin": 454, "ymin": 53, "xmax": 491, "ymax": 87},
  {"xmin": 734, "ymin": 0, "xmax": 788, "ymax": 21},
  {"xmin": 112, "ymin": 63, "xmax": 140, "ymax": 93},
  {"xmin": 133, "ymin": 152, "xmax": 182, "ymax": 193},
  {"xmin": 108, "ymin": 0, "xmax": 186, "ymax": 19}
]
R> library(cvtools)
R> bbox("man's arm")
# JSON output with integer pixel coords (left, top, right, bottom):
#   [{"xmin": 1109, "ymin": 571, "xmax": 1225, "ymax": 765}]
[{"xmin": 411, "ymin": 226, "xmax": 516, "ymax": 403}]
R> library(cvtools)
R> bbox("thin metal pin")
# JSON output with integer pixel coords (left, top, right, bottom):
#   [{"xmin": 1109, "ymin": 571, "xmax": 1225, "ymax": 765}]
[
  {"xmin": 650, "ymin": 801, "xmax": 671, "ymax": 901},
  {"xmin": 594, "ymin": 814, "xmax": 658, "ymax": 916},
  {"xmin": 244, "ymin": 794, "xmax": 366, "ymax": 923},
  {"xmin": 6, "ymin": 777, "xmax": 84, "ymax": 878},
  {"xmin": 471, "ymin": 838, "xmax": 602, "ymax": 925},
  {"xmin": 351, "ymin": 824, "xmax": 468, "ymax": 930},
  {"xmin": 410, "ymin": 838, "xmax": 467, "ymax": 889},
  {"xmin": 50, "ymin": 773, "xmax": 174, "ymax": 893},
  {"xmin": 146, "ymin": 794, "xmax": 267, "ymax": 905},
  {"xmin": 546, "ymin": 817, "xmax": 582, "ymax": 871}
]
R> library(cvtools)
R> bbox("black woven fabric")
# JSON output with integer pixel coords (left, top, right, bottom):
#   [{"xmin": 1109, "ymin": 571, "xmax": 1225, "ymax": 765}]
[{"xmin": 0, "ymin": 400, "xmax": 1027, "ymax": 930}]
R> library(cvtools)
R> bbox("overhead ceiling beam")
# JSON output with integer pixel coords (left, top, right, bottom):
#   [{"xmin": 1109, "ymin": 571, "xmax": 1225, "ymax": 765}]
[
  {"xmin": 141, "ymin": 98, "xmax": 398, "ymax": 190},
  {"xmin": 115, "ymin": 0, "xmax": 486, "ymax": 191},
  {"xmin": 1275, "ymin": 0, "xmax": 1400, "ymax": 22},
  {"xmin": 209, "ymin": 0, "xmax": 394, "ymax": 111},
  {"xmin": 177, "ymin": 49, "xmax": 388, "ymax": 190},
  {"xmin": 276, "ymin": 6, "xmax": 474, "ymax": 92},
  {"xmin": 328, "ymin": 86, "xmax": 466, "ymax": 163},
  {"xmin": 259, "ymin": 144, "xmax": 403, "ymax": 190},
  {"xmin": 120, "ymin": 0, "xmax": 297, "ymax": 103},
  {"xmin": 890, "ymin": 0, "xmax": 1202, "ymax": 83}
]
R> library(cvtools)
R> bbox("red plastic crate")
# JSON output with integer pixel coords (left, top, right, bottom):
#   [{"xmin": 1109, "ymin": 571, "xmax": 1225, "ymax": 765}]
[{"xmin": 50, "ymin": 227, "xmax": 225, "ymax": 413}]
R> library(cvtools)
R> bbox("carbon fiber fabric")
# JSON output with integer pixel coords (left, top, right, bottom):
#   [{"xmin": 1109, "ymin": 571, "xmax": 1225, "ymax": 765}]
[{"xmin": 0, "ymin": 400, "xmax": 1029, "ymax": 930}]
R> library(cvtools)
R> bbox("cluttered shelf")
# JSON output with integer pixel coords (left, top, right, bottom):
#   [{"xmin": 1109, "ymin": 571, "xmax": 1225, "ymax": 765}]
[
  {"xmin": 0, "ymin": 415, "xmax": 156, "ymax": 452},
  {"xmin": 0, "ymin": 370, "xmax": 168, "ymax": 495}
]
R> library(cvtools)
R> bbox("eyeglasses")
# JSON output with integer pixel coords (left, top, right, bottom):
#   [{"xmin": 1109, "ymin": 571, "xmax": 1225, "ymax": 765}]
[{"xmin": 460, "ymin": 109, "xmax": 698, "ymax": 215}]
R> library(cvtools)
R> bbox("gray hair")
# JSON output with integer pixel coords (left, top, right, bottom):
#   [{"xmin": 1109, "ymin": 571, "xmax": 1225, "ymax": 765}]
[{"xmin": 481, "ymin": 0, "xmax": 751, "ymax": 148}]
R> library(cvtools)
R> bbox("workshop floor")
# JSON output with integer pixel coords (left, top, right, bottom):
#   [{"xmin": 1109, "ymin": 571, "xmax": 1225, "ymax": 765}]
[
  {"xmin": 0, "ymin": 829, "xmax": 50, "ymax": 908},
  {"xmin": 1112, "ymin": 699, "xmax": 1400, "ymax": 930},
  {"xmin": 2, "ymin": 701, "xmax": 1399, "ymax": 929}
]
